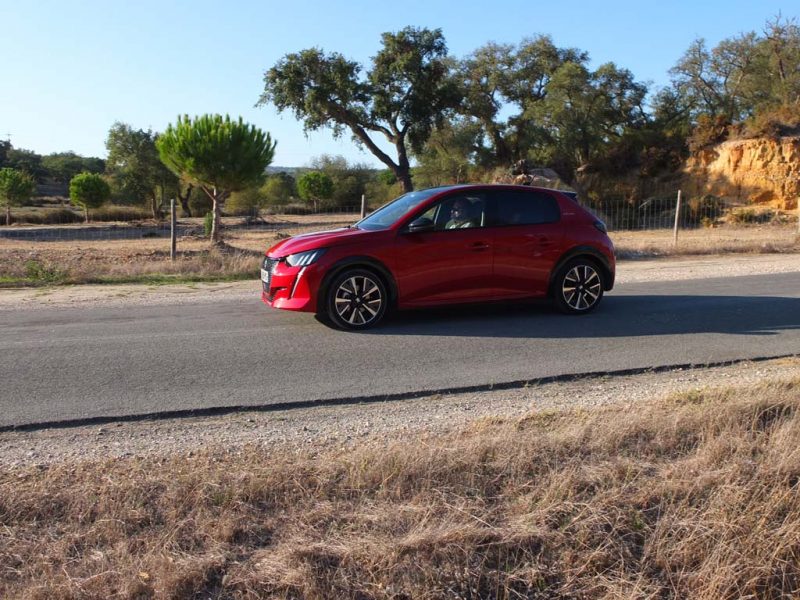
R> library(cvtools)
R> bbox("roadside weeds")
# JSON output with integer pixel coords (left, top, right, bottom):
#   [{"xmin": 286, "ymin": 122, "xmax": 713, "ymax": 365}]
[{"xmin": 2, "ymin": 363, "xmax": 800, "ymax": 598}]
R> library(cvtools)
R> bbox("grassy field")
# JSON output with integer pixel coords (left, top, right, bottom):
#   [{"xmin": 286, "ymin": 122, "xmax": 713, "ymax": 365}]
[
  {"xmin": 2, "ymin": 378, "xmax": 799, "ymax": 598},
  {"xmin": 0, "ymin": 216, "xmax": 796, "ymax": 287}
]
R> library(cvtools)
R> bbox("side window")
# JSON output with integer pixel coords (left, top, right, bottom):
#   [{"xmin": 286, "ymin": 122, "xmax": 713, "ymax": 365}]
[
  {"xmin": 490, "ymin": 190, "xmax": 560, "ymax": 226},
  {"xmin": 426, "ymin": 193, "xmax": 487, "ymax": 231}
]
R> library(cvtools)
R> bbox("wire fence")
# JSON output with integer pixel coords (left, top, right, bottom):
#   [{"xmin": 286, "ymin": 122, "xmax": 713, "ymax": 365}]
[
  {"xmin": 0, "ymin": 194, "xmax": 797, "ymax": 246},
  {"xmin": 583, "ymin": 191, "xmax": 797, "ymax": 231}
]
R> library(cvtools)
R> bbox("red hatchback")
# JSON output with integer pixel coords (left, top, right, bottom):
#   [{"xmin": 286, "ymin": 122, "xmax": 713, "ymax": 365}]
[{"xmin": 261, "ymin": 184, "xmax": 615, "ymax": 330}]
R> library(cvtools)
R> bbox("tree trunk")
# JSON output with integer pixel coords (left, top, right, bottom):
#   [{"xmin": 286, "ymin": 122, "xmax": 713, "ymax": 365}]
[
  {"xmin": 5, "ymin": 205, "xmax": 10, "ymax": 226},
  {"xmin": 395, "ymin": 140, "xmax": 414, "ymax": 193},
  {"xmin": 398, "ymin": 169, "xmax": 413, "ymax": 193},
  {"xmin": 178, "ymin": 184, "xmax": 193, "ymax": 217},
  {"xmin": 150, "ymin": 192, "xmax": 162, "ymax": 221},
  {"xmin": 84, "ymin": 206, "xmax": 89, "ymax": 223}
]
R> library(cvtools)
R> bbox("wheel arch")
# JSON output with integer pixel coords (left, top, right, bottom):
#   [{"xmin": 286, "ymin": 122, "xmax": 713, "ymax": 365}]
[
  {"xmin": 548, "ymin": 246, "xmax": 614, "ymax": 296},
  {"xmin": 316, "ymin": 256, "xmax": 398, "ymax": 314}
]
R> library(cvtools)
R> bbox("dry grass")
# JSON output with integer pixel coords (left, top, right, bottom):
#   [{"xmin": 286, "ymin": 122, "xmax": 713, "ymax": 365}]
[
  {"xmin": 2, "ymin": 379, "xmax": 800, "ymax": 599},
  {"xmin": 0, "ymin": 215, "xmax": 356, "ymax": 286},
  {"xmin": 612, "ymin": 224, "xmax": 798, "ymax": 258},
  {"xmin": 0, "ymin": 216, "xmax": 797, "ymax": 286}
]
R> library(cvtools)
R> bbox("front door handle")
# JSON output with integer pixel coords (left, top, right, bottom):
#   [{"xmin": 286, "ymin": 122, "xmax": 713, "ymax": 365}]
[{"xmin": 468, "ymin": 241, "xmax": 490, "ymax": 251}]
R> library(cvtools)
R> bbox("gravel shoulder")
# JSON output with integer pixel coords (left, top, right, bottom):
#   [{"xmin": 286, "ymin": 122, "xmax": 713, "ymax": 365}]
[
  {"xmin": 1, "ymin": 252, "xmax": 798, "ymax": 468},
  {"xmin": 2, "ymin": 357, "xmax": 798, "ymax": 468}
]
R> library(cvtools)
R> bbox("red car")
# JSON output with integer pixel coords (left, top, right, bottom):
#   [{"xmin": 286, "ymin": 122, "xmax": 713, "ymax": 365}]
[{"xmin": 261, "ymin": 184, "xmax": 615, "ymax": 330}]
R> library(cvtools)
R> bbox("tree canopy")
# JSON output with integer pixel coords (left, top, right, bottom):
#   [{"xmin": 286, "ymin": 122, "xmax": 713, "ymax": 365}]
[
  {"xmin": 105, "ymin": 122, "xmax": 176, "ymax": 218},
  {"xmin": 260, "ymin": 26, "xmax": 459, "ymax": 192},
  {"xmin": 156, "ymin": 114, "xmax": 276, "ymax": 244},
  {"xmin": 69, "ymin": 172, "xmax": 111, "ymax": 222},
  {"xmin": 0, "ymin": 167, "xmax": 36, "ymax": 225}
]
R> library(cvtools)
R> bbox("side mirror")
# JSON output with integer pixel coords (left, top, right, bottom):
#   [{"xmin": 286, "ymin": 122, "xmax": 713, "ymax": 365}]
[{"xmin": 406, "ymin": 217, "xmax": 434, "ymax": 233}]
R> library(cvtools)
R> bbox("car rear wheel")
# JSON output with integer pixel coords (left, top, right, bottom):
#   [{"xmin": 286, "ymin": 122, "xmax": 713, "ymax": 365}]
[
  {"xmin": 326, "ymin": 269, "xmax": 388, "ymax": 330},
  {"xmin": 553, "ymin": 259, "xmax": 604, "ymax": 314}
]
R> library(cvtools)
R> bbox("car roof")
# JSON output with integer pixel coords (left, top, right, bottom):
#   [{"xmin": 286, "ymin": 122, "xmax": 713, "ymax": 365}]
[{"xmin": 420, "ymin": 183, "xmax": 576, "ymax": 197}]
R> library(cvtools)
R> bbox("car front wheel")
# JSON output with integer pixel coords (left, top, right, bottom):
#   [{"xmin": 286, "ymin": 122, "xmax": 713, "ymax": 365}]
[
  {"xmin": 553, "ymin": 259, "xmax": 604, "ymax": 314},
  {"xmin": 326, "ymin": 269, "xmax": 388, "ymax": 330}
]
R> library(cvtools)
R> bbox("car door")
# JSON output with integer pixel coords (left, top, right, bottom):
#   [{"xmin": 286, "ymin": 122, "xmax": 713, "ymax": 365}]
[
  {"xmin": 489, "ymin": 189, "xmax": 565, "ymax": 297},
  {"xmin": 393, "ymin": 192, "xmax": 494, "ymax": 307}
]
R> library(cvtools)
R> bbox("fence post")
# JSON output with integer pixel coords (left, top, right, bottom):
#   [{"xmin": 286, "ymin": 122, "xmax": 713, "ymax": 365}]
[
  {"xmin": 361, "ymin": 194, "xmax": 366, "ymax": 219},
  {"xmin": 672, "ymin": 190, "xmax": 682, "ymax": 247},
  {"xmin": 170, "ymin": 198, "xmax": 176, "ymax": 261}
]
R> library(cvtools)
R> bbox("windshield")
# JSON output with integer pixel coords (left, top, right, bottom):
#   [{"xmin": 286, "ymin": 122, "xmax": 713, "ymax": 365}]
[{"xmin": 356, "ymin": 188, "xmax": 444, "ymax": 230}]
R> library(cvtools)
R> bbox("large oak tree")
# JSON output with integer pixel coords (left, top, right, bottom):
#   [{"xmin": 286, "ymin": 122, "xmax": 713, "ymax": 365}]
[{"xmin": 259, "ymin": 26, "xmax": 459, "ymax": 193}]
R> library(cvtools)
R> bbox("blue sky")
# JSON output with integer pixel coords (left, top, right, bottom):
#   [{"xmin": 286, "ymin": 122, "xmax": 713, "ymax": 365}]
[{"xmin": 0, "ymin": 0, "xmax": 793, "ymax": 167}]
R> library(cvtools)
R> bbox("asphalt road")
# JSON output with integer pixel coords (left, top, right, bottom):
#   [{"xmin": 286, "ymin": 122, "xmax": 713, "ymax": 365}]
[{"xmin": 1, "ymin": 272, "xmax": 799, "ymax": 428}]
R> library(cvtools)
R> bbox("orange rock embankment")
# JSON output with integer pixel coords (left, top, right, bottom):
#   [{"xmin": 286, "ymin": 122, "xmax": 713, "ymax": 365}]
[{"xmin": 682, "ymin": 136, "xmax": 800, "ymax": 209}]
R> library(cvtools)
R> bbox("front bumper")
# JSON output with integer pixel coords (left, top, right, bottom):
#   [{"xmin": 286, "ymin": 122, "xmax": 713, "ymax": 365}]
[{"xmin": 260, "ymin": 257, "xmax": 318, "ymax": 312}]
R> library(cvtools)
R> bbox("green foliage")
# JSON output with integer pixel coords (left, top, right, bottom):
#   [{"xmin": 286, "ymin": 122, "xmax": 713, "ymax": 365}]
[
  {"xmin": 188, "ymin": 187, "xmax": 212, "ymax": 216},
  {"xmin": 105, "ymin": 122, "xmax": 176, "ymax": 218},
  {"xmin": 156, "ymin": 114, "xmax": 276, "ymax": 243},
  {"xmin": 226, "ymin": 186, "xmax": 264, "ymax": 216},
  {"xmin": 69, "ymin": 172, "xmax": 110, "ymax": 221},
  {"xmin": 24, "ymin": 260, "xmax": 65, "ymax": 284},
  {"xmin": 260, "ymin": 26, "xmax": 458, "ymax": 191},
  {"xmin": 297, "ymin": 171, "xmax": 334, "ymax": 208},
  {"xmin": 156, "ymin": 114, "xmax": 276, "ymax": 195},
  {"xmin": 5, "ymin": 148, "xmax": 45, "ymax": 180},
  {"xmin": 42, "ymin": 152, "xmax": 104, "ymax": 184},
  {"xmin": 412, "ymin": 120, "xmax": 482, "ymax": 187},
  {"xmin": 670, "ymin": 16, "xmax": 800, "ymax": 135},
  {"xmin": 307, "ymin": 155, "xmax": 373, "ymax": 207},
  {"xmin": 0, "ymin": 167, "xmax": 36, "ymax": 207},
  {"xmin": 0, "ymin": 167, "xmax": 36, "ymax": 224},
  {"xmin": 261, "ymin": 172, "xmax": 296, "ymax": 206}
]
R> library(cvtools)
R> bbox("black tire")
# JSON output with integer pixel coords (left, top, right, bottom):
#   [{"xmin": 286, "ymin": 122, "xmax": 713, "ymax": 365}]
[
  {"xmin": 325, "ymin": 269, "xmax": 388, "ymax": 330},
  {"xmin": 552, "ymin": 258, "xmax": 604, "ymax": 314}
]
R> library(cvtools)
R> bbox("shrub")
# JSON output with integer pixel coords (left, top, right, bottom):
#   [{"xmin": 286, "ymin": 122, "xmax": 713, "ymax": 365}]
[
  {"xmin": 688, "ymin": 114, "xmax": 731, "ymax": 152},
  {"xmin": 727, "ymin": 207, "xmax": 776, "ymax": 224},
  {"xmin": 9, "ymin": 208, "xmax": 83, "ymax": 225},
  {"xmin": 24, "ymin": 259, "xmax": 66, "ymax": 283},
  {"xmin": 226, "ymin": 186, "xmax": 263, "ymax": 216},
  {"xmin": 742, "ymin": 105, "xmax": 800, "ymax": 139},
  {"xmin": 204, "ymin": 212, "xmax": 214, "ymax": 238}
]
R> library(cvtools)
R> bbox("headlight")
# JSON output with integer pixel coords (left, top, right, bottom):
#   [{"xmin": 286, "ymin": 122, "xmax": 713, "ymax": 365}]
[{"xmin": 285, "ymin": 248, "xmax": 326, "ymax": 267}]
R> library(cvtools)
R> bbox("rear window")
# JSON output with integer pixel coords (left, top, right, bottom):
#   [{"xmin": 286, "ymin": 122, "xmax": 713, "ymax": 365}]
[{"xmin": 490, "ymin": 190, "xmax": 560, "ymax": 226}]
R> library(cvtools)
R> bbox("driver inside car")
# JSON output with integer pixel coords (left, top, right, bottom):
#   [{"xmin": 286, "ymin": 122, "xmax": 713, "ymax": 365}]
[{"xmin": 445, "ymin": 200, "xmax": 478, "ymax": 229}]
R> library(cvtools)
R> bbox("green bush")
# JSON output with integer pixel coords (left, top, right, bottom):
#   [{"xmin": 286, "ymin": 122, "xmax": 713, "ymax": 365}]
[
  {"xmin": 24, "ymin": 260, "xmax": 65, "ymax": 283},
  {"xmin": 226, "ymin": 186, "xmax": 263, "ymax": 216},
  {"xmin": 204, "ymin": 212, "xmax": 214, "ymax": 237}
]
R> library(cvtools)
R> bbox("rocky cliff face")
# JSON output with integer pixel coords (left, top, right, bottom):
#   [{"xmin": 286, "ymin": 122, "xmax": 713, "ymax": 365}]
[{"xmin": 682, "ymin": 136, "xmax": 800, "ymax": 209}]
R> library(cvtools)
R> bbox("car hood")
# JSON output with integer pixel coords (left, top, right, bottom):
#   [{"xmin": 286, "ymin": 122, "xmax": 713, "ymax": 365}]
[{"xmin": 266, "ymin": 226, "xmax": 381, "ymax": 257}]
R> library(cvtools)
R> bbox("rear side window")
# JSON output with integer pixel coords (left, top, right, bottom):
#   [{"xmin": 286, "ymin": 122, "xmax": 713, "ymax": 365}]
[{"xmin": 490, "ymin": 190, "xmax": 560, "ymax": 226}]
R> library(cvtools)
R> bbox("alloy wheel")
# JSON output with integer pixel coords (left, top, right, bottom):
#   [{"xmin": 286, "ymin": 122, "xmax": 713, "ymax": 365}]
[
  {"xmin": 333, "ymin": 274, "xmax": 384, "ymax": 327},
  {"xmin": 561, "ymin": 264, "xmax": 602, "ymax": 311}
]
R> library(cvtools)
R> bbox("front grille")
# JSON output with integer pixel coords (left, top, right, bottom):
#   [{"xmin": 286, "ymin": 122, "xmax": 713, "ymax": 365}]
[
  {"xmin": 263, "ymin": 257, "xmax": 279, "ymax": 272},
  {"xmin": 262, "ymin": 257, "xmax": 279, "ymax": 294}
]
